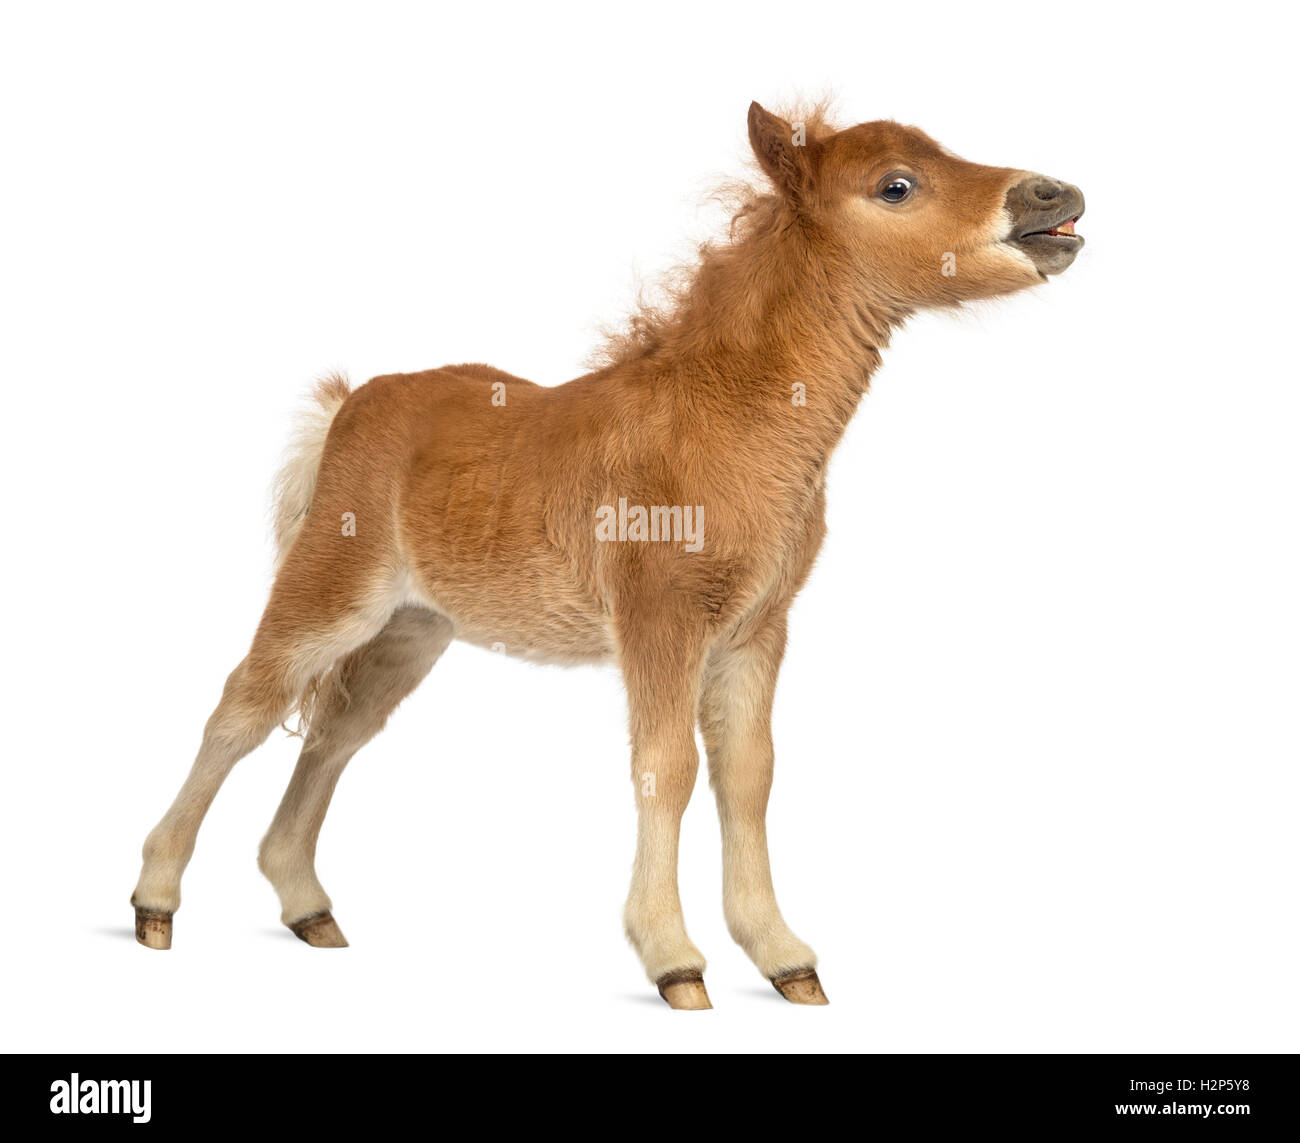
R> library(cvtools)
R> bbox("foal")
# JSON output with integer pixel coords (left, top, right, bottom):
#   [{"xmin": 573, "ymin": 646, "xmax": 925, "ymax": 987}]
[{"xmin": 132, "ymin": 102, "xmax": 1084, "ymax": 1008}]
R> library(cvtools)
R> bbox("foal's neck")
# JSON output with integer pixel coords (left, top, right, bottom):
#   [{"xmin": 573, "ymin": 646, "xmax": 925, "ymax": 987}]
[{"xmin": 656, "ymin": 218, "xmax": 905, "ymax": 475}]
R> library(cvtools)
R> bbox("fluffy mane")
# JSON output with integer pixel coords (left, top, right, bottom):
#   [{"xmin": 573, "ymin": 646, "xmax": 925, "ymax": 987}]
[{"xmin": 590, "ymin": 101, "xmax": 842, "ymax": 369}]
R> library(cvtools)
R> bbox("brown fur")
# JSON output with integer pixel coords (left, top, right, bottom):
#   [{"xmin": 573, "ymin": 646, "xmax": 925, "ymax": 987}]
[{"xmin": 132, "ymin": 104, "xmax": 1083, "ymax": 1000}]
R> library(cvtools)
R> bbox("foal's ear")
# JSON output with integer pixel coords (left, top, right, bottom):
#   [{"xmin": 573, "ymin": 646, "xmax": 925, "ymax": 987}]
[{"xmin": 747, "ymin": 101, "xmax": 816, "ymax": 205}]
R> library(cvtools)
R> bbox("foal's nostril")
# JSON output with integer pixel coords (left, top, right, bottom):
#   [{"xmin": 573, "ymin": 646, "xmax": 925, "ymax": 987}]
[{"xmin": 1005, "ymin": 175, "xmax": 1084, "ymax": 234}]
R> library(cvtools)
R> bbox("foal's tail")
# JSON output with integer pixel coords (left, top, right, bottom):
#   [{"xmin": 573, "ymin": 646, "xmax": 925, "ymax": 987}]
[{"xmin": 271, "ymin": 371, "xmax": 352, "ymax": 569}]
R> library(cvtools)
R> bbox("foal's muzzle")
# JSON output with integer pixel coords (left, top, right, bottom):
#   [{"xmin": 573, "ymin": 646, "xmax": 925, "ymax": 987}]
[{"xmin": 1005, "ymin": 176, "xmax": 1086, "ymax": 275}]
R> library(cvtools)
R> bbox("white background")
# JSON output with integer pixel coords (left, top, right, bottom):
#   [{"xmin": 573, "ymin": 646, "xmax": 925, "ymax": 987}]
[{"xmin": 1, "ymin": 1, "xmax": 1295, "ymax": 1053}]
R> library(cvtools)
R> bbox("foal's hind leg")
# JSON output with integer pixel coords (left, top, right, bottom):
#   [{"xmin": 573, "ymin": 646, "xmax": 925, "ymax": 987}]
[
  {"xmin": 130, "ymin": 564, "xmax": 399, "ymax": 949},
  {"xmin": 699, "ymin": 614, "xmax": 827, "ymax": 1004},
  {"xmin": 257, "ymin": 606, "xmax": 453, "ymax": 946}
]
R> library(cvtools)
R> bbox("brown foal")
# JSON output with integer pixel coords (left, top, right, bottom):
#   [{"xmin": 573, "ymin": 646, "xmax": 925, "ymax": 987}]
[{"xmin": 131, "ymin": 102, "xmax": 1084, "ymax": 1008}]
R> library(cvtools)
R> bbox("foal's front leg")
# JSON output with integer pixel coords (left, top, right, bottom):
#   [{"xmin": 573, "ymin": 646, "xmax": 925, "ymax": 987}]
[
  {"xmin": 699, "ymin": 614, "xmax": 828, "ymax": 1004},
  {"xmin": 618, "ymin": 606, "xmax": 712, "ymax": 1010}
]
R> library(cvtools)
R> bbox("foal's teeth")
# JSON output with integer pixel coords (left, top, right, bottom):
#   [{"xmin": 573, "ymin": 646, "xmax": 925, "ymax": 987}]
[
  {"xmin": 657, "ymin": 972, "xmax": 713, "ymax": 1010},
  {"xmin": 772, "ymin": 968, "xmax": 830, "ymax": 1005},
  {"xmin": 134, "ymin": 907, "xmax": 173, "ymax": 950}
]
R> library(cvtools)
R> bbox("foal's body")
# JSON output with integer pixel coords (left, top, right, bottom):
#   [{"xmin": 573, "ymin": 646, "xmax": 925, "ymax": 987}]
[{"xmin": 132, "ymin": 104, "xmax": 1084, "ymax": 1008}]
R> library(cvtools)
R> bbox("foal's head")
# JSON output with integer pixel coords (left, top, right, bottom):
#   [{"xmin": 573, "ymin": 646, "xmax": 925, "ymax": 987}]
[{"xmin": 747, "ymin": 103, "xmax": 1084, "ymax": 308}]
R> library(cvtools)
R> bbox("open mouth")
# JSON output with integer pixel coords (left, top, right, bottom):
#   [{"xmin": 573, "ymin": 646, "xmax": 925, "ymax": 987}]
[
  {"xmin": 1018, "ymin": 215, "xmax": 1082, "ymax": 244},
  {"xmin": 1007, "ymin": 202, "xmax": 1085, "ymax": 275}
]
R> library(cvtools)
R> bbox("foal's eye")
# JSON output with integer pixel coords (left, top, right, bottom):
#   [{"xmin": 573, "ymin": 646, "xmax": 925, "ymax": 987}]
[{"xmin": 879, "ymin": 176, "xmax": 916, "ymax": 203}]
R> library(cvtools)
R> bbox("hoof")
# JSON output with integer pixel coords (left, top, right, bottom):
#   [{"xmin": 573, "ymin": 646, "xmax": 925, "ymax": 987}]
[
  {"xmin": 657, "ymin": 971, "xmax": 712, "ymax": 1010},
  {"xmin": 134, "ymin": 907, "xmax": 172, "ymax": 950},
  {"xmin": 289, "ymin": 911, "xmax": 348, "ymax": 948},
  {"xmin": 772, "ymin": 968, "xmax": 829, "ymax": 1005}
]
